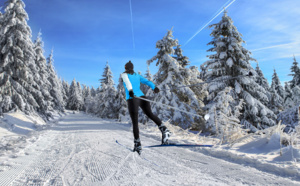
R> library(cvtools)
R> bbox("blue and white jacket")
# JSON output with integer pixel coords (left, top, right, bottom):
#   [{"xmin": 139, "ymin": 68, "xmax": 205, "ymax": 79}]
[{"xmin": 121, "ymin": 72, "xmax": 156, "ymax": 100}]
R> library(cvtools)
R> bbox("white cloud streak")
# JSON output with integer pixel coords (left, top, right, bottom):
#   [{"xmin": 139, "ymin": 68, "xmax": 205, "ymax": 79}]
[
  {"xmin": 251, "ymin": 41, "xmax": 300, "ymax": 52},
  {"xmin": 184, "ymin": 0, "xmax": 237, "ymax": 46}
]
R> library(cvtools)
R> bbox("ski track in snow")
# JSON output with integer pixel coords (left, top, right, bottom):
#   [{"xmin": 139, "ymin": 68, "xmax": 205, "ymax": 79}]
[{"xmin": 0, "ymin": 112, "xmax": 299, "ymax": 186}]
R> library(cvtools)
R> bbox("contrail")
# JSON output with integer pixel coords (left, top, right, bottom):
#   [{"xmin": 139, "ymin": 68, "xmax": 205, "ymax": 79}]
[
  {"xmin": 129, "ymin": 0, "xmax": 135, "ymax": 50},
  {"xmin": 251, "ymin": 42, "xmax": 299, "ymax": 52},
  {"xmin": 184, "ymin": 0, "xmax": 237, "ymax": 46}
]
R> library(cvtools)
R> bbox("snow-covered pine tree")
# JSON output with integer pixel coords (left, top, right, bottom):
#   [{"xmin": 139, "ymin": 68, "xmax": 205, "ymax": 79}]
[
  {"xmin": 271, "ymin": 69, "xmax": 285, "ymax": 99},
  {"xmin": 99, "ymin": 61, "xmax": 114, "ymax": 88},
  {"xmin": 255, "ymin": 63, "xmax": 270, "ymax": 105},
  {"xmin": 205, "ymin": 87, "xmax": 245, "ymax": 143},
  {"xmin": 147, "ymin": 28, "xmax": 206, "ymax": 130},
  {"xmin": 284, "ymin": 82, "xmax": 294, "ymax": 109},
  {"xmin": 82, "ymin": 85, "xmax": 92, "ymax": 113},
  {"xmin": 47, "ymin": 49, "xmax": 64, "ymax": 111},
  {"xmin": 76, "ymin": 82, "xmax": 84, "ymax": 110},
  {"xmin": 33, "ymin": 31, "xmax": 53, "ymax": 113},
  {"xmin": 140, "ymin": 66, "xmax": 152, "ymax": 95},
  {"xmin": 269, "ymin": 85, "xmax": 284, "ymax": 115},
  {"xmin": 0, "ymin": 0, "xmax": 45, "ymax": 115},
  {"xmin": 289, "ymin": 55, "xmax": 300, "ymax": 89},
  {"xmin": 67, "ymin": 78, "xmax": 84, "ymax": 111},
  {"xmin": 96, "ymin": 62, "xmax": 118, "ymax": 119},
  {"xmin": 61, "ymin": 80, "xmax": 70, "ymax": 107},
  {"xmin": 90, "ymin": 86, "xmax": 96, "ymax": 97},
  {"xmin": 292, "ymin": 85, "xmax": 300, "ymax": 106},
  {"xmin": 116, "ymin": 74, "xmax": 128, "ymax": 121},
  {"xmin": 189, "ymin": 66, "xmax": 208, "ymax": 108},
  {"xmin": 269, "ymin": 69, "xmax": 284, "ymax": 114},
  {"xmin": 200, "ymin": 10, "xmax": 276, "ymax": 132},
  {"xmin": 174, "ymin": 45, "xmax": 190, "ymax": 68}
]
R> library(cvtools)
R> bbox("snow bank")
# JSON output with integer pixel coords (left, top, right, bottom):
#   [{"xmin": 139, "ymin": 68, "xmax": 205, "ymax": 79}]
[
  {"xmin": 140, "ymin": 121, "xmax": 300, "ymax": 180},
  {"xmin": 0, "ymin": 110, "xmax": 68, "ymax": 158}
]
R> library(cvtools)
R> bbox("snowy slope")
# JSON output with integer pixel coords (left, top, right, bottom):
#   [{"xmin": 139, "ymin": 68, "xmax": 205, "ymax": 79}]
[{"xmin": 0, "ymin": 112, "xmax": 299, "ymax": 185}]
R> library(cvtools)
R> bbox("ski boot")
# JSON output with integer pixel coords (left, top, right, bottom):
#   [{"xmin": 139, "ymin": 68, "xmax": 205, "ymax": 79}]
[
  {"xmin": 133, "ymin": 138, "xmax": 142, "ymax": 155},
  {"xmin": 159, "ymin": 125, "xmax": 171, "ymax": 145}
]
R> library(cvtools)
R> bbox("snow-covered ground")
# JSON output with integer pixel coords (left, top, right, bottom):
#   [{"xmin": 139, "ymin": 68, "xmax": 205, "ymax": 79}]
[{"xmin": 0, "ymin": 111, "xmax": 299, "ymax": 185}]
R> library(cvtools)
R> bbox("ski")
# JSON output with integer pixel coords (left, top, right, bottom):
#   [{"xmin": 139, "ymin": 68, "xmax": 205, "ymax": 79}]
[
  {"xmin": 115, "ymin": 140, "xmax": 160, "ymax": 167},
  {"xmin": 144, "ymin": 143, "xmax": 213, "ymax": 148}
]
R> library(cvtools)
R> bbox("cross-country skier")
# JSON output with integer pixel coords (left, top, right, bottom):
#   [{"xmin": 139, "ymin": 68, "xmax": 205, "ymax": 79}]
[{"xmin": 121, "ymin": 60, "xmax": 171, "ymax": 155}]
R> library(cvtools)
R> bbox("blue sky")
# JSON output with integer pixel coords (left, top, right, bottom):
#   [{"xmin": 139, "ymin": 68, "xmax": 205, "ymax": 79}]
[{"xmin": 1, "ymin": 0, "xmax": 300, "ymax": 88}]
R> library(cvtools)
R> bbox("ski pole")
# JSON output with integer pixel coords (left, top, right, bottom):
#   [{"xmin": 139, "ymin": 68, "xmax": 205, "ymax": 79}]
[
  {"xmin": 158, "ymin": 73, "xmax": 252, "ymax": 92},
  {"xmin": 134, "ymin": 96, "xmax": 203, "ymax": 118}
]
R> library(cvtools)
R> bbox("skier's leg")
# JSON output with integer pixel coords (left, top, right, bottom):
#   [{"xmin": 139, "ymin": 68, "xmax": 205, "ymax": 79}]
[
  {"xmin": 139, "ymin": 96, "xmax": 162, "ymax": 126},
  {"xmin": 140, "ymin": 96, "xmax": 171, "ymax": 144},
  {"xmin": 127, "ymin": 98, "xmax": 140, "ymax": 139},
  {"xmin": 127, "ymin": 98, "xmax": 142, "ymax": 154}
]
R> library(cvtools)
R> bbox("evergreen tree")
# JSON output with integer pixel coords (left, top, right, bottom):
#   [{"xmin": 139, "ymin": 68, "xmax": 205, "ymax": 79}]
[
  {"xmin": 292, "ymin": 85, "xmax": 300, "ymax": 106},
  {"xmin": 200, "ymin": 10, "xmax": 276, "ymax": 132},
  {"xmin": 47, "ymin": 49, "xmax": 64, "ymax": 111},
  {"xmin": 284, "ymin": 82, "xmax": 294, "ymax": 109},
  {"xmin": 174, "ymin": 45, "xmax": 190, "ymax": 68},
  {"xmin": 147, "ymin": 29, "xmax": 207, "ymax": 129},
  {"xmin": 289, "ymin": 56, "xmax": 300, "ymax": 88},
  {"xmin": 254, "ymin": 63, "xmax": 270, "ymax": 106},
  {"xmin": 62, "ymin": 80, "xmax": 70, "ymax": 103},
  {"xmin": 0, "ymin": 0, "xmax": 45, "ymax": 115},
  {"xmin": 33, "ymin": 31, "xmax": 53, "ymax": 112},
  {"xmin": 99, "ymin": 61, "xmax": 114, "ymax": 88},
  {"xmin": 90, "ymin": 86, "xmax": 96, "ymax": 97},
  {"xmin": 67, "ymin": 78, "xmax": 84, "ymax": 110},
  {"xmin": 140, "ymin": 66, "xmax": 152, "ymax": 95},
  {"xmin": 271, "ymin": 69, "xmax": 285, "ymax": 99},
  {"xmin": 96, "ymin": 62, "xmax": 118, "ymax": 119},
  {"xmin": 206, "ymin": 87, "xmax": 245, "ymax": 142},
  {"xmin": 116, "ymin": 74, "xmax": 128, "ymax": 121}
]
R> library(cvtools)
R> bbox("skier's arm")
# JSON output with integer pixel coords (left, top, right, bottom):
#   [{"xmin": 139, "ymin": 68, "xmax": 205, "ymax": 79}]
[
  {"xmin": 140, "ymin": 75, "xmax": 156, "ymax": 90},
  {"xmin": 121, "ymin": 73, "xmax": 133, "ymax": 91}
]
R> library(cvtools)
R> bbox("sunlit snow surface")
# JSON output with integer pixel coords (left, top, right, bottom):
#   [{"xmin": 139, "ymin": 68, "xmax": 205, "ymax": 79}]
[{"xmin": 0, "ymin": 111, "xmax": 299, "ymax": 185}]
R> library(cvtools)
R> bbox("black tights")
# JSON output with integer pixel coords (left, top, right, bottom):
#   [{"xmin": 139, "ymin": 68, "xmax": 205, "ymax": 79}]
[{"xmin": 127, "ymin": 96, "xmax": 162, "ymax": 140}]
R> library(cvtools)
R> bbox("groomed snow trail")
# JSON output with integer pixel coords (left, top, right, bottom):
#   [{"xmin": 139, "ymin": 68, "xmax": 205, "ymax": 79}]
[{"xmin": 0, "ymin": 113, "xmax": 299, "ymax": 186}]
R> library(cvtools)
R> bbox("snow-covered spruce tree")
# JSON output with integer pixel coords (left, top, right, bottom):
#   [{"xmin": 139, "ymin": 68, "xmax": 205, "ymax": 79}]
[
  {"xmin": 90, "ymin": 86, "xmax": 96, "ymax": 97},
  {"xmin": 269, "ymin": 69, "xmax": 284, "ymax": 114},
  {"xmin": 33, "ymin": 31, "xmax": 53, "ymax": 113},
  {"xmin": 147, "ymin": 29, "xmax": 206, "ymax": 130},
  {"xmin": 116, "ymin": 74, "xmax": 129, "ymax": 121},
  {"xmin": 284, "ymin": 82, "xmax": 294, "ymax": 109},
  {"xmin": 67, "ymin": 78, "xmax": 84, "ymax": 111},
  {"xmin": 174, "ymin": 45, "xmax": 190, "ymax": 68},
  {"xmin": 96, "ymin": 62, "xmax": 118, "ymax": 119},
  {"xmin": 76, "ymin": 82, "xmax": 84, "ymax": 110},
  {"xmin": 140, "ymin": 66, "xmax": 153, "ymax": 95},
  {"xmin": 82, "ymin": 85, "xmax": 92, "ymax": 113},
  {"xmin": 189, "ymin": 66, "xmax": 208, "ymax": 107},
  {"xmin": 47, "ymin": 50, "xmax": 64, "ymax": 111},
  {"xmin": 0, "ymin": 0, "xmax": 46, "ymax": 115},
  {"xmin": 61, "ymin": 80, "xmax": 70, "ymax": 107},
  {"xmin": 255, "ymin": 63, "xmax": 270, "ymax": 105},
  {"xmin": 292, "ymin": 85, "xmax": 300, "ymax": 106},
  {"xmin": 200, "ymin": 10, "xmax": 276, "ymax": 132},
  {"xmin": 206, "ymin": 87, "xmax": 245, "ymax": 143},
  {"xmin": 289, "ymin": 56, "xmax": 300, "ymax": 89},
  {"xmin": 269, "ymin": 86, "xmax": 284, "ymax": 115},
  {"xmin": 271, "ymin": 69, "xmax": 285, "ymax": 99}
]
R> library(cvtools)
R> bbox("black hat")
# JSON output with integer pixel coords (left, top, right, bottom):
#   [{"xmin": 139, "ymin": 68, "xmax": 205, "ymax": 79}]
[{"xmin": 125, "ymin": 60, "xmax": 134, "ymax": 70}]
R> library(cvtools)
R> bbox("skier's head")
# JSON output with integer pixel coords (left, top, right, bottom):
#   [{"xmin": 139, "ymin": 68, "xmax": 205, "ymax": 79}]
[{"xmin": 125, "ymin": 60, "xmax": 134, "ymax": 74}]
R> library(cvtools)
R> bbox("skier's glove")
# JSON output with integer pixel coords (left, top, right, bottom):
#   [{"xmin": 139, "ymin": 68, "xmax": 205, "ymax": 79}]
[
  {"xmin": 154, "ymin": 87, "xmax": 160, "ymax": 93},
  {"xmin": 129, "ymin": 90, "xmax": 134, "ymax": 98}
]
